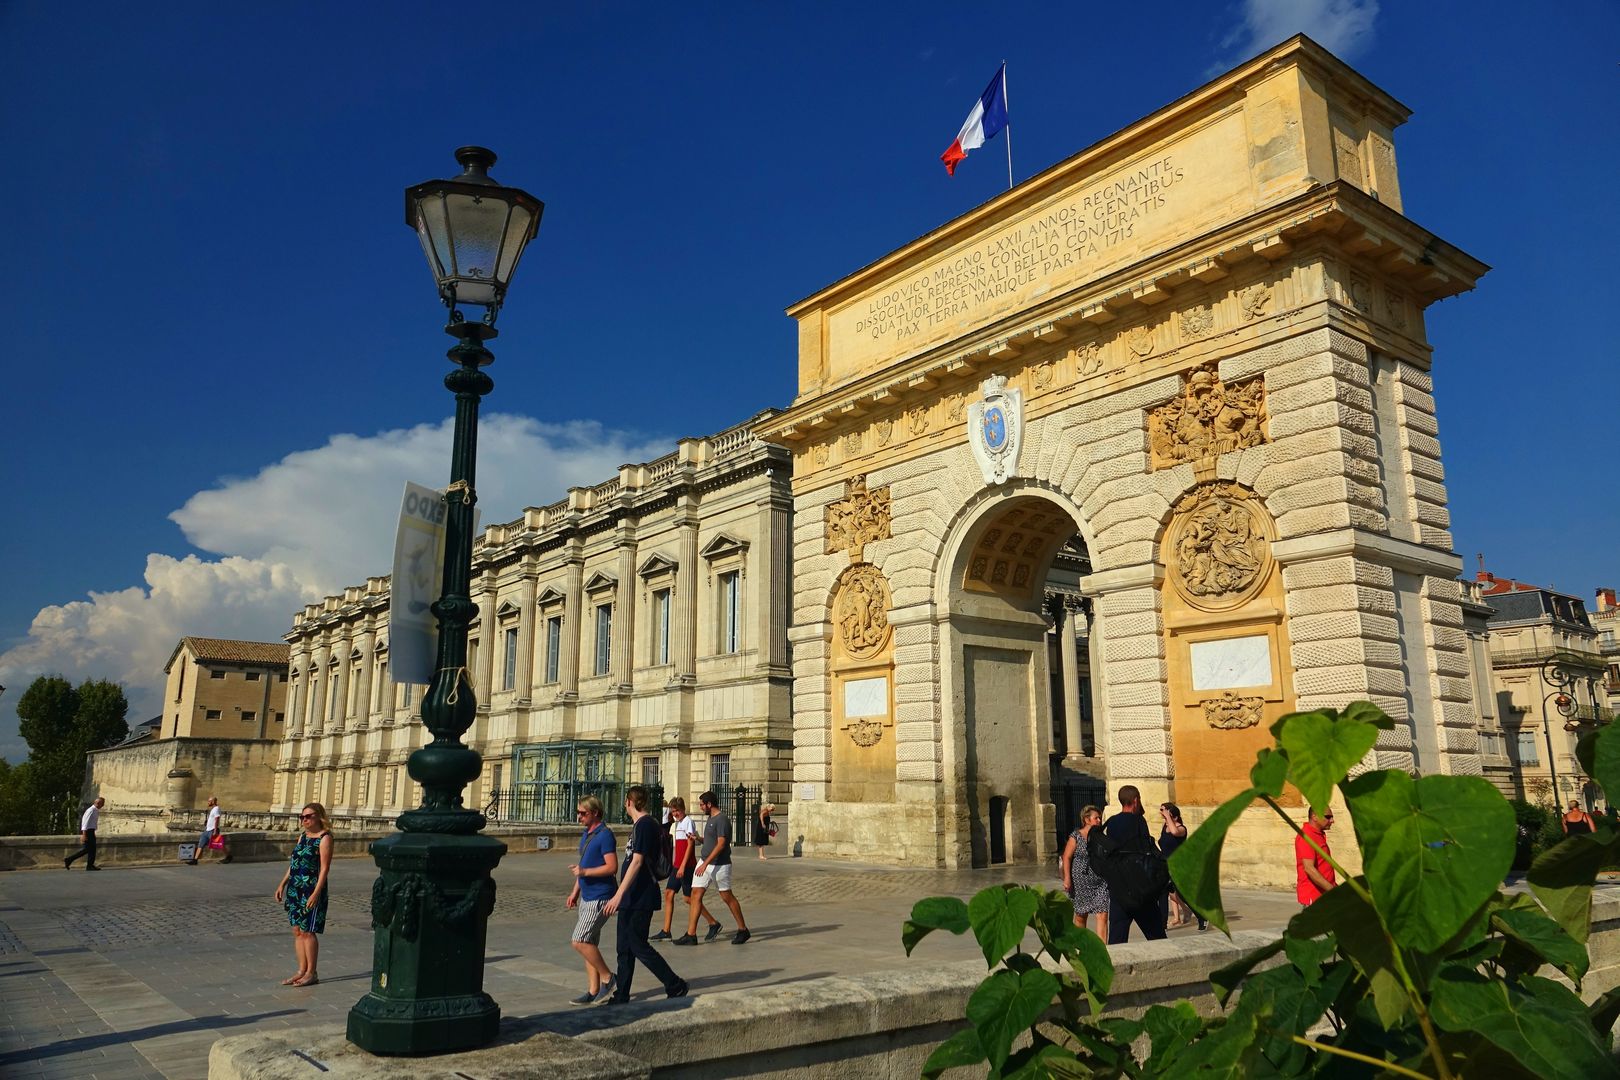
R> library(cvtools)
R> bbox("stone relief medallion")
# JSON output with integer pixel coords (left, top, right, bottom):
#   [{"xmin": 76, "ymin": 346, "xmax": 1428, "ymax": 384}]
[
  {"xmin": 967, "ymin": 374, "xmax": 1024, "ymax": 485},
  {"xmin": 847, "ymin": 718, "xmax": 885, "ymax": 747},
  {"xmin": 1127, "ymin": 325, "xmax": 1156, "ymax": 359},
  {"xmin": 1348, "ymin": 276, "xmax": 1372, "ymax": 314},
  {"xmin": 1385, "ymin": 291, "xmax": 1407, "ymax": 330},
  {"xmin": 812, "ymin": 443, "xmax": 830, "ymax": 467},
  {"xmin": 1179, "ymin": 306, "xmax": 1214, "ymax": 341},
  {"xmin": 1147, "ymin": 364, "xmax": 1269, "ymax": 469},
  {"xmin": 1167, "ymin": 482, "xmax": 1273, "ymax": 610},
  {"xmin": 874, "ymin": 418, "xmax": 894, "ymax": 447},
  {"xmin": 843, "ymin": 430, "xmax": 863, "ymax": 456},
  {"xmin": 906, "ymin": 406, "xmax": 930, "ymax": 436},
  {"xmin": 945, "ymin": 395, "xmax": 967, "ymax": 424},
  {"xmin": 1074, "ymin": 341, "xmax": 1103, "ymax": 377},
  {"xmin": 1031, "ymin": 360, "xmax": 1054, "ymax": 389},
  {"xmin": 1239, "ymin": 284, "xmax": 1271, "ymax": 322},
  {"xmin": 833, "ymin": 563, "xmax": 892, "ymax": 659},
  {"xmin": 1203, "ymin": 691, "xmax": 1265, "ymax": 730}
]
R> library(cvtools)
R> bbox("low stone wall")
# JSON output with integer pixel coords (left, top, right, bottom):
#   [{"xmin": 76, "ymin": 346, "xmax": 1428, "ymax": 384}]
[
  {"xmin": 0, "ymin": 825, "xmax": 567, "ymax": 871},
  {"xmin": 210, "ymin": 894, "xmax": 1620, "ymax": 1078}
]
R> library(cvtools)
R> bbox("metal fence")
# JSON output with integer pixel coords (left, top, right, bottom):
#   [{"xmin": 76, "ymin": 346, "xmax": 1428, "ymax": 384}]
[
  {"xmin": 484, "ymin": 782, "xmax": 664, "ymax": 826},
  {"xmin": 730, "ymin": 784, "xmax": 763, "ymax": 847},
  {"xmin": 1053, "ymin": 777, "xmax": 1107, "ymax": 849}
]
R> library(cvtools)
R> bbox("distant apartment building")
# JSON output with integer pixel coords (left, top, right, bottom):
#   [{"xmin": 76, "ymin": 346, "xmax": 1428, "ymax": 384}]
[
  {"xmin": 1594, "ymin": 588, "xmax": 1620, "ymax": 716},
  {"xmin": 84, "ymin": 637, "xmax": 289, "ymax": 834},
  {"xmin": 1475, "ymin": 571, "xmax": 1609, "ymax": 807},
  {"xmin": 272, "ymin": 417, "xmax": 793, "ymax": 825}
]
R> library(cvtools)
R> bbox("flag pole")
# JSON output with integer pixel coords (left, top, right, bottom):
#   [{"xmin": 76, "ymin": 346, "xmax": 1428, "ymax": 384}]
[{"xmin": 1002, "ymin": 60, "xmax": 1013, "ymax": 190}]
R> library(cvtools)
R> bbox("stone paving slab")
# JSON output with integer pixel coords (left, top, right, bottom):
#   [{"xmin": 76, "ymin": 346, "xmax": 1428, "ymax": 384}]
[{"xmin": 0, "ymin": 849, "xmax": 1307, "ymax": 1079}]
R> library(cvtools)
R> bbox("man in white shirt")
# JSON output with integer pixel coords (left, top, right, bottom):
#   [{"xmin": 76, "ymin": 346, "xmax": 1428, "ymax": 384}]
[
  {"xmin": 189, "ymin": 796, "xmax": 232, "ymax": 865},
  {"xmin": 64, "ymin": 797, "xmax": 105, "ymax": 871}
]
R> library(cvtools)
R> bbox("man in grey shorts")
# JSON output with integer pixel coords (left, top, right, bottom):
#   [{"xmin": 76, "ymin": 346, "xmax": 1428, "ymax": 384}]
[
  {"xmin": 677, "ymin": 790, "xmax": 751, "ymax": 945},
  {"xmin": 566, "ymin": 795, "xmax": 618, "ymax": 1004}
]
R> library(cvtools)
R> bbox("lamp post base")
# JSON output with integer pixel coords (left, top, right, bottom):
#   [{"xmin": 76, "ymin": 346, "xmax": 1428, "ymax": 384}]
[{"xmin": 346, "ymin": 831, "xmax": 507, "ymax": 1055}]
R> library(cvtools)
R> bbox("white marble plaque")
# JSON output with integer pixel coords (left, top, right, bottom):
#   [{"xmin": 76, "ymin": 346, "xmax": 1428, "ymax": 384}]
[
  {"xmin": 843, "ymin": 676, "xmax": 889, "ymax": 718},
  {"xmin": 799, "ymin": 784, "xmax": 816, "ymax": 801},
  {"xmin": 1189, "ymin": 635, "xmax": 1271, "ymax": 691}
]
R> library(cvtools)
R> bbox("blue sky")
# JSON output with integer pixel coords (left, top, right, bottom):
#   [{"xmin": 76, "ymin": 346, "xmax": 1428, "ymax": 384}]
[{"xmin": 1, "ymin": 2, "xmax": 1616, "ymax": 762}]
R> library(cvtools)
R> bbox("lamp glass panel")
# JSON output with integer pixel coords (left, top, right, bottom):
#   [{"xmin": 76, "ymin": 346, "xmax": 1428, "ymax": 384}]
[
  {"xmin": 495, "ymin": 205, "xmax": 535, "ymax": 283},
  {"xmin": 414, "ymin": 195, "xmax": 453, "ymax": 282},
  {"xmin": 443, "ymin": 191, "xmax": 508, "ymax": 290}
]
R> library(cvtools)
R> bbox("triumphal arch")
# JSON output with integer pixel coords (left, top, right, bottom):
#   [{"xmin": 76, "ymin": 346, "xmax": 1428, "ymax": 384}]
[{"xmin": 759, "ymin": 37, "xmax": 1488, "ymax": 880}]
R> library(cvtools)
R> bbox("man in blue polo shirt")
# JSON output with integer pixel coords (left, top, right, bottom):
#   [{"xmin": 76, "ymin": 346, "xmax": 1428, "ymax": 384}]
[{"xmin": 566, "ymin": 795, "xmax": 618, "ymax": 1004}]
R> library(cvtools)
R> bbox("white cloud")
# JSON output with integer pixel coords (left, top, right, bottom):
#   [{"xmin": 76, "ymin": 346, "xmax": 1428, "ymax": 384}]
[
  {"xmin": 0, "ymin": 414, "xmax": 668, "ymax": 762},
  {"xmin": 1218, "ymin": 0, "xmax": 1379, "ymax": 66}
]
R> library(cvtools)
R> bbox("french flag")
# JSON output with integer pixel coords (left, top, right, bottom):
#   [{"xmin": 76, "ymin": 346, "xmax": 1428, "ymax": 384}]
[{"xmin": 941, "ymin": 64, "xmax": 1008, "ymax": 176}]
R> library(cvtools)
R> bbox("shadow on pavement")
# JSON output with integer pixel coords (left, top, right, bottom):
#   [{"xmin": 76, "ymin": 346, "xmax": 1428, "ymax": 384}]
[
  {"xmin": 0, "ymin": 1009, "xmax": 305, "ymax": 1065},
  {"xmin": 686, "ymin": 967, "xmax": 781, "ymax": 991},
  {"xmin": 745, "ymin": 923, "xmax": 841, "ymax": 940}
]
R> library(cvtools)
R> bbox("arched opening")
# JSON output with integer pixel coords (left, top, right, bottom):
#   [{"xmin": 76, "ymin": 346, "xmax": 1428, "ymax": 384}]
[{"xmin": 945, "ymin": 492, "xmax": 1102, "ymax": 868}]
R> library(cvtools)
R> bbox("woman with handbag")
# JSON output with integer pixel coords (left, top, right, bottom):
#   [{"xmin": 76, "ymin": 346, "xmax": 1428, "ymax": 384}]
[{"xmin": 755, "ymin": 803, "xmax": 776, "ymax": 860}]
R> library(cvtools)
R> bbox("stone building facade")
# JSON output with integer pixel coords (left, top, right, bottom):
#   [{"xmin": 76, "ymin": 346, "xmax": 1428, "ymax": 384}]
[
  {"xmin": 1476, "ymin": 571, "xmax": 1608, "ymax": 806},
  {"xmin": 85, "ymin": 637, "xmax": 288, "ymax": 834},
  {"xmin": 273, "ymin": 418, "xmax": 793, "ymax": 822},
  {"xmin": 760, "ymin": 36, "xmax": 1489, "ymax": 881}
]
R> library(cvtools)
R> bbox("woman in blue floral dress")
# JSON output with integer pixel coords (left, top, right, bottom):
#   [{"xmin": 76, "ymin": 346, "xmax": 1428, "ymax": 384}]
[
  {"xmin": 274, "ymin": 802, "xmax": 333, "ymax": 987},
  {"xmin": 1058, "ymin": 805, "xmax": 1109, "ymax": 941}
]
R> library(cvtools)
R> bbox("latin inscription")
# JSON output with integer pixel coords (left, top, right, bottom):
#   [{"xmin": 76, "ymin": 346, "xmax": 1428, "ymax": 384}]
[{"xmin": 853, "ymin": 158, "xmax": 1187, "ymax": 345}]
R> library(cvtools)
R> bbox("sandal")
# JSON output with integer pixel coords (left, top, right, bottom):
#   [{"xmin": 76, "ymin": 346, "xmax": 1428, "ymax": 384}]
[
  {"xmin": 291, "ymin": 974, "xmax": 320, "ymax": 987},
  {"xmin": 280, "ymin": 974, "xmax": 304, "ymax": 986}
]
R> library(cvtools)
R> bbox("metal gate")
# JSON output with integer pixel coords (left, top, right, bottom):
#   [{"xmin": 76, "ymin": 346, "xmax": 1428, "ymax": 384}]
[
  {"xmin": 1053, "ymin": 776, "xmax": 1107, "ymax": 849},
  {"xmin": 731, "ymin": 784, "xmax": 763, "ymax": 847}
]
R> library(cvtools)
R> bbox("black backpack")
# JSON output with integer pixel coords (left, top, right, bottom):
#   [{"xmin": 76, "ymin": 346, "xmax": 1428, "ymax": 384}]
[
  {"xmin": 1088, "ymin": 820, "xmax": 1170, "ymax": 910},
  {"xmin": 649, "ymin": 818, "xmax": 674, "ymax": 880}
]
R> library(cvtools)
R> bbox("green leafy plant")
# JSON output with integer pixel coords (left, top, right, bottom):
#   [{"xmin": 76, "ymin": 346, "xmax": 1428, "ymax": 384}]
[{"xmin": 904, "ymin": 702, "xmax": 1620, "ymax": 1079}]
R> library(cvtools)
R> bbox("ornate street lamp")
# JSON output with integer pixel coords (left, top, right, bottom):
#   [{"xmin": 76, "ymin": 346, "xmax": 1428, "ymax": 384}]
[{"xmin": 347, "ymin": 147, "xmax": 542, "ymax": 1055}]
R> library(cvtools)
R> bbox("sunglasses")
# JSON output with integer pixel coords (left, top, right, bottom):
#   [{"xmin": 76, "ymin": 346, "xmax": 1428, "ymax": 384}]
[{"xmin": 299, "ymin": 813, "xmax": 315, "ymax": 820}]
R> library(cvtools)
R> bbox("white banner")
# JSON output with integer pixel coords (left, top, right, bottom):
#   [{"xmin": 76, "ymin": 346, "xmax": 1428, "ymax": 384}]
[{"xmin": 389, "ymin": 482, "xmax": 449, "ymax": 687}]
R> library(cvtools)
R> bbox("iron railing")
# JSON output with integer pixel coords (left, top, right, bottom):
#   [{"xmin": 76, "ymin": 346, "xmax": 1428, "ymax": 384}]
[{"xmin": 484, "ymin": 782, "xmax": 663, "ymax": 826}]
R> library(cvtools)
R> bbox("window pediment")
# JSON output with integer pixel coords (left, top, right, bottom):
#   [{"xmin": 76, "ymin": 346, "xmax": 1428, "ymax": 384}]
[
  {"xmin": 700, "ymin": 533, "xmax": 749, "ymax": 561},
  {"xmin": 537, "ymin": 585, "xmax": 566, "ymax": 608},
  {"xmin": 584, "ymin": 571, "xmax": 619, "ymax": 595},
  {"xmin": 496, "ymin": 600, "xmax": 522, "ymax": 620},
  {"xmin": 638, "ymin": 553, "xmax": 678, "ymax": 579}
]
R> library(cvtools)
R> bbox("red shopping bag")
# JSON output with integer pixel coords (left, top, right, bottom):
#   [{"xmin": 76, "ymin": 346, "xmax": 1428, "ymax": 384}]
[{"xmin": 207, "ymin": 833, "xmax": 227, "ymax": 851}]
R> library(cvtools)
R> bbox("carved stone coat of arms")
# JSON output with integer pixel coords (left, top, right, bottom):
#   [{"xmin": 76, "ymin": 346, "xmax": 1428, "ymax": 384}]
[{"xmin": 968, "ymin": 374, "xmax": 1023, "ymax": 485}]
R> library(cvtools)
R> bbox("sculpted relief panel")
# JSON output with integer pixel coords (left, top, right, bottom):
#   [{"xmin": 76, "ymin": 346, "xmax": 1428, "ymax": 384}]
[
  {"xmin": 834, "ymin": 563, "xmax": 892, "ymax": 660},
  {"xmin": 1148, "ymin": 364, "xmax": 1268, "ymax": 469},
  {"xmin": 1167, "ymin": 482, "xmax": 1272, "ymax": 609},
  {"xmin": 825, "ymin": 475, "xmax": 891, "ymax": 562}
]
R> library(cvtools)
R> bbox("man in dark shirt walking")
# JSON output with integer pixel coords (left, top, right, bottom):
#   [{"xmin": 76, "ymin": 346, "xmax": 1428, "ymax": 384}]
[
  {"xmin": 1096, "ymin": 785, "xmax": 1168, "ymax": 944},
  {"xmin": 602, "ymin": 785, "xmax": 688, "ymax": 1004}
]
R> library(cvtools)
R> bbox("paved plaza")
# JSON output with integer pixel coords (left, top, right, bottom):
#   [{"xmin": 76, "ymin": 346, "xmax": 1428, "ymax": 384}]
[{"xmin": 0, "ymin": 848, "xmax": 1302, "ymax": 1079}]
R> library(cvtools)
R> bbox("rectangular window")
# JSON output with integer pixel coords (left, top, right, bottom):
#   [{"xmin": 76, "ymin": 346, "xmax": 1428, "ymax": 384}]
[
  {"xmin": 1516, "ymin": 731, "xmax": 1541, "ymax": 766},
  {"xmin": 720, "ymin": 571, "xmax": 741, "ymax": 654},
  {"xmin": 329, "ymin": 674, "xmax": 341, "ymax": 721},
  {"xmin": 643, "ymin": 755, "xmax": 661, "ymax": 786},
  {"xmin": 242, "ymin": 710, "xmax": 256, "ymax": 723},
  {"xmin": 503, "ymin": 627, "xmax": 519, "ymax": 691},
  {"xmin": 245, "ymin": 671, "xmax": 261, "ymax": 682},
  {"xmin": 278, "ymin": 672, "xmax": 287, "ymax": 682},
  {"xmin": 375, "ymin": 660, "xmax": 388, "ymax": 708},
  {"xmin": 402, "ymin": 683, "xmax": 412, "ymax": 709},
  {"xmin": 653, "ymin": 588, "xmax": 671, "ymax": 665},
  {"xmin": 595, "ymin": 605, "xmax": 613, "ymax": 676},
  {"xmin": 545, "ymin": 616, "xmax": 562, "ymax": 683},
  {"xmin": 205, "ymin": 709, "xmax": 222, "ymax": 720},
  {"xmin": 710, "ymin": 752, "xmax": 730, "ymax": 791},
  {"xmin": 274, "ymin": 712, "xmax": 285, "ymax": 724},
  {"xmin": 210, "ymin": 670, "xmax": 226, "ymax": 680}
]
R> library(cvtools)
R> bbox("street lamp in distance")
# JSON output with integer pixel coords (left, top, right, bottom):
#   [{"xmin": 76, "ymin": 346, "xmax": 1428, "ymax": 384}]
[{"xmin": 346, "ymin": 146, "xmax": 542, "ymax": 1056}]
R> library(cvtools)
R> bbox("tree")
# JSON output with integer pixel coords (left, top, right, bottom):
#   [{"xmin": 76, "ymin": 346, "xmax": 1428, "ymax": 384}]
[{"xmin": 12, "ymin": 676, "xmax": 128, "ymax": 834}]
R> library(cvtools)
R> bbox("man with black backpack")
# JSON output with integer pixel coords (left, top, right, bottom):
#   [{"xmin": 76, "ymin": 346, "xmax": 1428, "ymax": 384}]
[
  {"xmin": 600, "ymin": 785, "xmax": 688, "ymax": 1004},
  {"xmin": 1088, "ymin": 785, "xmax": 1169, "ymax": 944}
]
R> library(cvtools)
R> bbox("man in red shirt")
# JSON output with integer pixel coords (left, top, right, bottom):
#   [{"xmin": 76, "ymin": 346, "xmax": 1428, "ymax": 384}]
[{"xmin": 1295, "ymin": 807, "xmax": 1336, "ymax": 905}]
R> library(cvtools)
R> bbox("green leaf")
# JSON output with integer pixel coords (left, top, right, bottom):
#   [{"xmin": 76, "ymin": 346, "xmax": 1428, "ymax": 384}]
[
  {"xmin": 1341, "ymin": 700, "xmax": 1396, "ymax": 730},
  {"xmin": 1140, "ymin": 1001, "xmax": 1205, "ymax": 1074},
  {"xmin": 1249, "ymin": 747, "xmax": 1288, "ymax": 798},
  {"xmin": 1171, "ymin": 1010, "xmax": 1262, "ymax": 1078},
  {"xmin": 1167, "ymin": 785, "xmax": 1257, "ymax": 934},
  {"xmin": 902, "ymin": 895, "xmax": 970, "ymax": 956},
  {"xmin": 1064, "ymin": 924, "xmax": 1113, "ymax": 998},
  {"xmin": 1344, "ymin": 771, "xmax": 1515, "ymax": 951},
  {"xmin": 1288, "ymin": 881, "xmax": 1408, "ymax": 1028},
  {"xmin": 965, "ymin": 966, "xmax": 1061, "ymax": 1072},
  {"xmin": 1283, "ymin": 932, "xmax": 1338, "ymax": 988},
  {"xmin": 1492, "ymin": 906, "xmax": 1589, "ymax": 985},
  {"xmin": 967, "ymin": 886, "xmax": 1041, "ymax": 969},
  {"xmin": 1208, "ymin": 937, "xmax": 1284, "ymax": 1006},
  {"xmin": 920, "ymin": 1026, "xmax": 986, "ymax": 1080},
  {"xmin": 999, "ymin": 1043, "xmax": 1083, "ymax": 1080},
  {"xmin": 1576, "ymin": 722, "xmax": 1620, "ymax": 801},
  {"xmin": 1526, "ymin": 829, "xmax": 1620, "ymax": 943},
  {"xmin": 1277, "ymin": 709, "xmax": 1379, "ymax": 811},
  {"xmin": 1589, "ymin": 982, "xmax": 1620, "ymax": 1035},
  {"xmin": 1431, "ymin": 967, "xmax": 1620, "ymax": 1080}
]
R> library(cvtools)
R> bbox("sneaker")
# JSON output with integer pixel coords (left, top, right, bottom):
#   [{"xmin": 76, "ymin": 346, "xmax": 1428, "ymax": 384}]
[
  {"xmin": 86, "ymin": 866, "xmax": 101, "ymax": 872},
  {"xmin": 63, "ymin": 858, "xmax": 70, "ymax": 870},
  {"xmin": 650, "ymin": 929, "xmax": 671, "ymax": 941},
  {"xmin": 666, "ymin": 979, "xmax": 689, "ymax": 999},
  {"xmin": 704, "ymin": 923, "xmax": 722, "ymax": 942},
  {"xmin": 221, "ymin": 855, "xmax": 234, "ymax": 864},
  {"xmin": 185, "ymin": 860, "xmax": 199, "ymax": 866},
  {"xmin": 594, "ymin": 977, "xmax": 616, "ymax": 1002},
  {"xmin": 569, "ymin": 991, "xmax": 597, "ymax": 1005},
  {"xmin": 731, "ymin": 929, "xmax": 751, "ymax": 945},
  {"xmin": 673, "ymin": 934, "xmax": 698, "ymax": 946},
  {"xmin": 597, "ymin": 995, "xmax": 628, "ymax": 1007}
]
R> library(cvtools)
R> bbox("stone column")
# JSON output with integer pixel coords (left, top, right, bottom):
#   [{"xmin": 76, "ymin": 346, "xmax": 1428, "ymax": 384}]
[
  {"xmin": 756, "ymin": 490, "xmax": 792, "ymax": 671},
  {"xmin": 673, "ymin": 508, "xmax": 700, "ymax": 684},
  {"xmin": 1060, "ymin": 598, "xmax": 1085, "ymax": 761},
  {"xmin": 356, "ymin": 626, "xmax": 377, "ymax": 729},
  {"xmin": 474, "ymin": 574, "xmax": 497, "ymax": 702},
  {"xmin": 561, "ymin": 549, "xmax": 584, "ymax": 699},
  {"xmin": 307, "ymin": 643, "xmax": 329, "ymax": 733},
  {"xmin": 330, "ymin": 630, "xmax": 351, "ymax": 733},
  {"xmin": 615, "ymin": 527, "xmax": 638, "ymax": 688},
  {"xmin": 286, "ymin": 647, "xmax": 308, "ymax": 736},
  {"xmin": 516, "ymin": 570, "xmax": 537, "ymax": 702}
]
